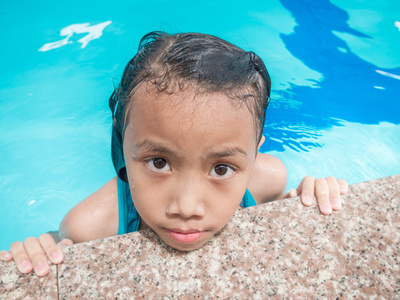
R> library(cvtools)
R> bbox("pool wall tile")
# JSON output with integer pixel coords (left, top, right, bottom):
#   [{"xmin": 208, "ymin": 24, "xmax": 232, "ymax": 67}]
[
  {"xmin": 57, "ymin": 174, "xmax": 400, "ymax": 298},
  {"xmin": 0, "ymin": 260, "xmax": 58, "ymax": 300},
  {"xmin": 1, "ymin": 174, "xmax": 399, "ymax": 298}
]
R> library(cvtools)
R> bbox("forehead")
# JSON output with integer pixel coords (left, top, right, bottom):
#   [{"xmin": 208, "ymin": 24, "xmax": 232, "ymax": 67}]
[
  {"xmin": 124, "ymin": 84, "xmax": 258, "ymax": 150},
  {"xmin": 128, "ymin": 83, "xmax": 256, "ymax": 130}
]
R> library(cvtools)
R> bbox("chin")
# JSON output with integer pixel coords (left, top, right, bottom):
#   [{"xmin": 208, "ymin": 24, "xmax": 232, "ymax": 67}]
[
  {"xmin": 167, "ymin": 241, "xmax": 207, "ymax": 252},
  {"xmin": 161, "ymin": 235, "xmax": 211, "ymax": 252}
]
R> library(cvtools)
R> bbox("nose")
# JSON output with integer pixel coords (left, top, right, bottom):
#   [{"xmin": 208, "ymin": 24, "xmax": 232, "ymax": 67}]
[{"xmin": 166, "ymin": 176, "xmax": 206, "ymax": 219}]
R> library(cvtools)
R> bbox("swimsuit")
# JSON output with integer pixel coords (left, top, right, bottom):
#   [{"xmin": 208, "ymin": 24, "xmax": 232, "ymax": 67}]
[{"xmin": 117, "ymin": 177, "xmax": 257, "ymax": 235}]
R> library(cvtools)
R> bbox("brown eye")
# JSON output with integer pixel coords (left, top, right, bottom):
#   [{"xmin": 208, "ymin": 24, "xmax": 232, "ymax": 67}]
[
  {"xmin": 153, "ymin": 158, "xmax": 167, "ymax": 169},
  {"xmin": 214, "ymin": 165, "xmax": 228, "ymax": 175},
  {"xmin": 147, "ymin": 158, "xmax": 171, "ymax": 172},
  {"xmin": 210, "ymin": 164, "xmax": 235, "ymax": 179}
]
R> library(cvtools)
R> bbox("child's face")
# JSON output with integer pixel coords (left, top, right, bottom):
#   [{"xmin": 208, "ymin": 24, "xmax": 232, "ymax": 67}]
[{"xmin": 123, "ymin": 84, "xmax": 258, "ymax": 251}]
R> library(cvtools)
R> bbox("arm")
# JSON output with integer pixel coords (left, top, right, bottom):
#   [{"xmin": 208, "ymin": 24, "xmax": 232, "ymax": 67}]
[
  {"xmin": 59, "ymin": 177, "xmax": 119, "ymax": 243},
  {"xmin": 0, "ymin": 177, "xmax": 120, "ymax": 276},
  {"xmin": 247, "ymin": 153, "xmax": 288, "ymax": 204}
]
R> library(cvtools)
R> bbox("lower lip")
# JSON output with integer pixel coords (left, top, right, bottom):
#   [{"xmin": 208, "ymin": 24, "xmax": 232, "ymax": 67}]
[{"xmin": 164, "ymin": 229, "xmax": 206, "ymax": 244}]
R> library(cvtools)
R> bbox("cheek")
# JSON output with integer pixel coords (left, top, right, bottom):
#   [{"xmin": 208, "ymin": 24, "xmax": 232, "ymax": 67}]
[
  {"xmin": 216, "ymin": 199, "xmax": 241, "ymax": 219},
  {"xmin": 210, "ymin": 183, "xmax": 247, "ymax": 217},
  {"xmin": 129, "ymin": 183, "xmax": 163, "ymax": 226},
  {"xmin": 126, "ymin": 163, "xmax": 166, "ymax": 210}
]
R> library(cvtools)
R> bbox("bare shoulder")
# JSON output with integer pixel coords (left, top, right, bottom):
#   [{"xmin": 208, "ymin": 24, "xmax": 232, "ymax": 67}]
[
  {"xmin": 247, "ymin": 153, "xmax": 288, "ymax": 204},
  {"xmin": 59, "ymin": 177, "xmax": 119, "ymax": 243}
]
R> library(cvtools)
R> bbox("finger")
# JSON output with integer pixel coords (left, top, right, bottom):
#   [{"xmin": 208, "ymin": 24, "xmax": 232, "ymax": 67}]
[
  {"xmin": 38, "ymin": 234, "xmax": 64, "ymax": 264},
  {"xmin": 282, "ymin": 189, "xmax": 297, "ymax": 199},
  {"xmin": 0, "ymin": 250, "xmax": 13, "ymax": 261},
  {"xmin": 315, "ymin": 178, "xmax": 332, "ymax": 215},
  {"xmin": 289, "ymin": 189, "xmax": 298, "ymax": 198},
  {"xmin": 58, "ymin": 238, "xmax": 73, "ymax": 248},
  {"xmin": 326, "ymin": 176, "xmax": 341, "ymax": 211},
  {"xmin": 9, "ymin": 241, "xmax": 33, "ymax": 274},
  {"xmin": 24, "ymin": 237, "xmax": 49, "ymax": 277},
  {"xmin": 337, "ymin": 179, "xmax": 348, "ymax": 195},
  {"xmin": 299, "ymin": 176, "xmax": 315, "ymax": 206}
]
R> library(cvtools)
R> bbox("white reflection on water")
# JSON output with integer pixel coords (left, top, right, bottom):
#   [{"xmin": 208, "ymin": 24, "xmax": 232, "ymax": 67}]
[
  {"xmin": 39, "ymin": 21, "xmax": 112, "ymax": 51},
  {"xmin": 376, "ymin": 70, "xmax": 400, "ymax": 81}
]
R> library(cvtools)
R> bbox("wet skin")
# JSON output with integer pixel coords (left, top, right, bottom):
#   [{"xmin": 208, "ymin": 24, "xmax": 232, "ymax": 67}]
[{"xmin": 123, "ymin": 85, "xmax": 259, "ymax": 251}]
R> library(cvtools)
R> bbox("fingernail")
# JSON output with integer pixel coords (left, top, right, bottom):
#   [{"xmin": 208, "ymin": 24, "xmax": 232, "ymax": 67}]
[
  {"xmin": 21, "ymin": 260, "xmax": 33, "ymax": 272},
  {"xmin": 332, "ymin": 198, "xmax": 342, "ymax": 210},
  {"xmin": 1, "ymin": 252, "xmax": 11, "ymax": 261},
  {"xmin": 321, "ymin": 203, "xmax": 332, "ymax": 214},
  {"xmin": 303, "ymin": 196, "xmax": 312, "ymax": 206},
  {"xmin": 35, "ymin": 262, "xmax": 48, "ymax": 276},
  {"xmin": 50, "ymin": 250, "xmax": 62, "ymax": 263},
  {"xmin": 58, "ymin": 243, "xmax": 67, "ymax": 249}
]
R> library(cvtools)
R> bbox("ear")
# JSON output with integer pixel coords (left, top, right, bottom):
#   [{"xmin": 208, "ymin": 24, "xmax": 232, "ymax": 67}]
[{"xmin": 257, "ymin": 135, "xmax": 265, "ymax": 151}]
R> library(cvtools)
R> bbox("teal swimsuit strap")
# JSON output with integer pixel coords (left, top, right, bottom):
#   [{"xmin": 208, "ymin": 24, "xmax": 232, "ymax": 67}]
[
  {"xmin": 240, "ymin": 189, "xmax": 257, "ymax": 208},
  {"xmin": 117, "ymin": 177, "xmax": 141, "ymax": 234}
]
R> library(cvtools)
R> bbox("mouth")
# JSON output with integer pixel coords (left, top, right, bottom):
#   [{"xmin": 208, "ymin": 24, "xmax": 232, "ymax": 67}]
[{"xmin": 163, "ymin": 228, "xmax": 207, "ymax": 244}]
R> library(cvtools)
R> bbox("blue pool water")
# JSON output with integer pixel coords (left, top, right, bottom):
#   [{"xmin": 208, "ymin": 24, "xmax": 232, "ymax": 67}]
[{"xmin": 1, "ymin": 0, "xmax": 399, "ymax": 250}]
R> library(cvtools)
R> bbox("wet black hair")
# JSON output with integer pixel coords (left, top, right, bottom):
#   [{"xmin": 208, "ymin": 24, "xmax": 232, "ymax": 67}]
[{"xmin": 109, "ymin": 31, "xmax": 271, "ymax": 181}]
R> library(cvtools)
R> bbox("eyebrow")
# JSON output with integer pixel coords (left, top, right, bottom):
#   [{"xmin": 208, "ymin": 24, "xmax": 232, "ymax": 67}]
[
  {"xmin": 206, "ymin": 147, "xmax": 248, "ymax": 160},
  {"xmin": 134, "ymin": 140, "xmax": 181, "ymax": 158}
]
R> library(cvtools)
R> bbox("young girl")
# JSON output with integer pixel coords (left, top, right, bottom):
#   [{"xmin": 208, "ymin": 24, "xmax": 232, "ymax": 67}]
[{"xmin": 0, "ymin": 31, "xmax": 347, "ymax": 276}]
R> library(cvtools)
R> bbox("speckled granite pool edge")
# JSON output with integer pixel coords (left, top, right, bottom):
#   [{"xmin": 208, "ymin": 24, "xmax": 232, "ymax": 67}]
[{"xmin": 1, "ymin": 174, "xmax": 399, "ymax": 299}]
